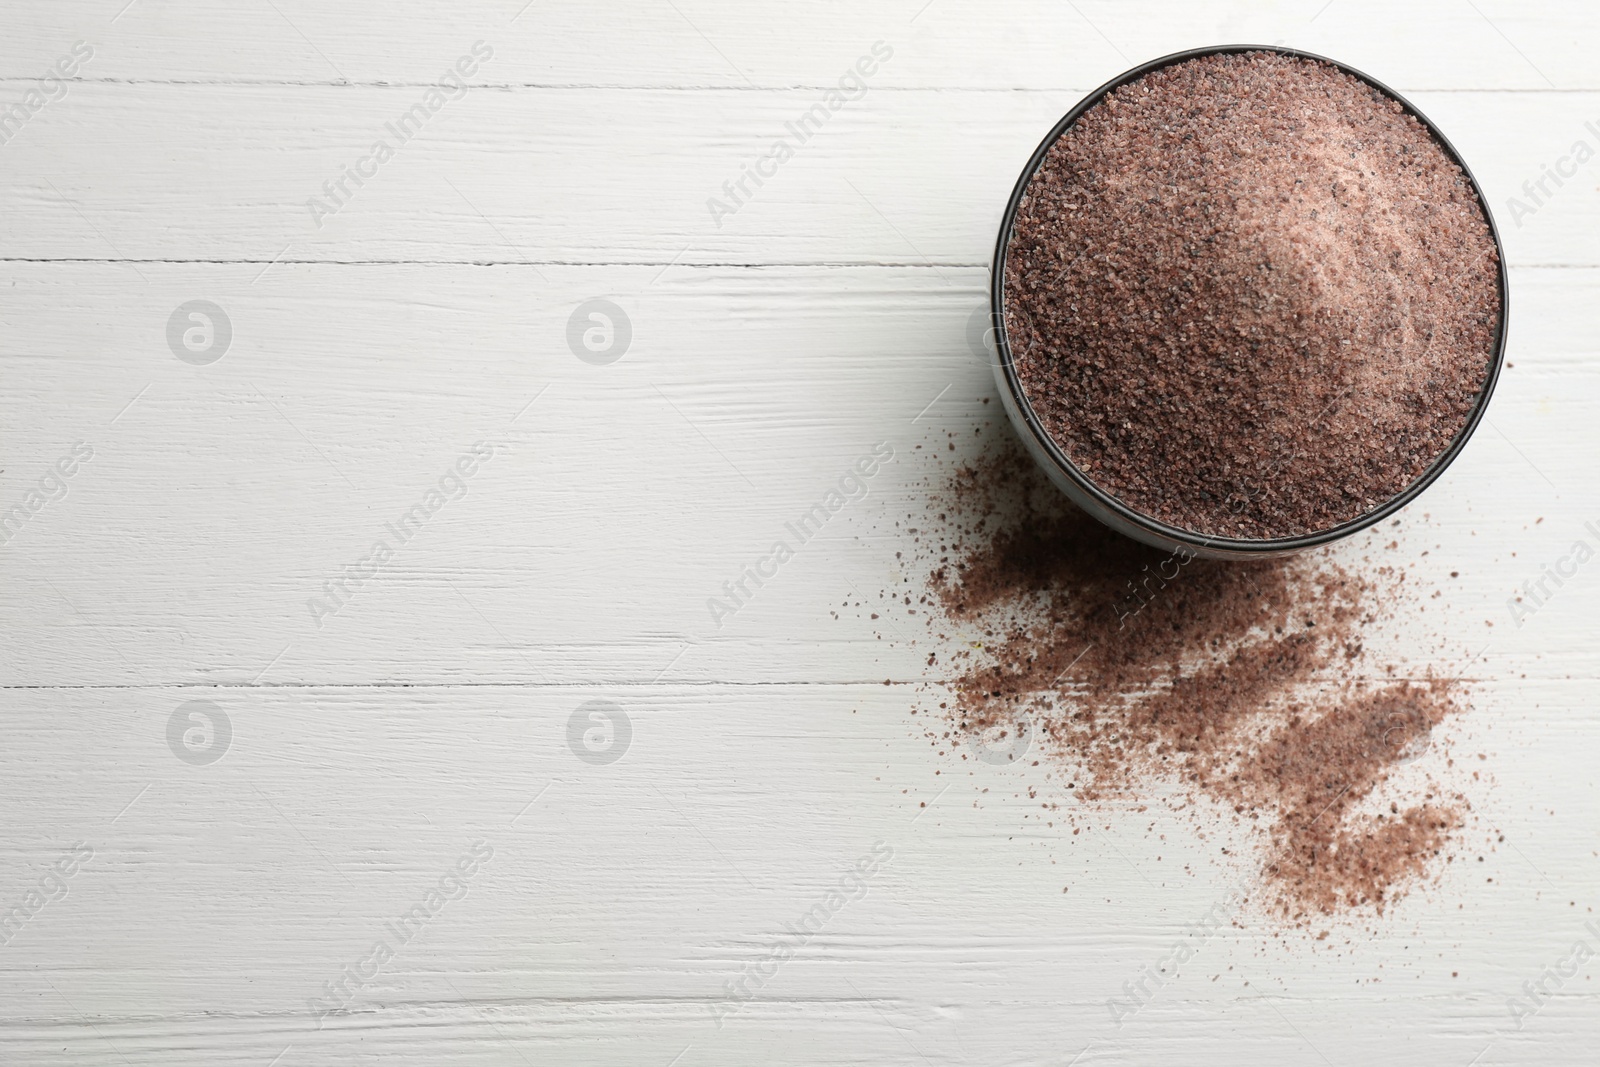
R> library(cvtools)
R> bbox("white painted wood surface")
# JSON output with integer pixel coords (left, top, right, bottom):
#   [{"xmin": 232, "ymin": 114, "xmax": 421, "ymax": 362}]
[{"xmin": 2, "ymin": 2, "xmax": 1598, "ymax": 1064}]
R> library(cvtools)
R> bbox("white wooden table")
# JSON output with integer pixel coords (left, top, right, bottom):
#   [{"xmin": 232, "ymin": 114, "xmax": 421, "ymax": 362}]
[{"xmin": 3, "ymin": 2, "xmax": 1598, "ymax": 1063}]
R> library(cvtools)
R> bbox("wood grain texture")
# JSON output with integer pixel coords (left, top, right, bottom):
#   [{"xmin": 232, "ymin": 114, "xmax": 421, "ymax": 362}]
[
  {"xmin": 0, "ymin": 263, "xmax": 1591, "ymax": 687},
  {"xmin": 0, "ymin": 0, "xmax": 1591, "ymax": 91},
  {"xmin": 2, "ymin": 86, "xmax": 1600, "ymax": 266},
  {"xmin": 2, "ymin": 1, "xmax": 1598, "ymax": 1065}
]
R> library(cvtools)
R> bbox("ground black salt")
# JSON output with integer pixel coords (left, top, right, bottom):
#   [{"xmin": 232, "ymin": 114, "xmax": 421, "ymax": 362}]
[
  {"xmin": 1003, "ymin": 50, "xmax": 1501, "ymax": 539},
  {"xmin": 895, "ymin": 439, "xmax": 1478, "ymax": 923}
]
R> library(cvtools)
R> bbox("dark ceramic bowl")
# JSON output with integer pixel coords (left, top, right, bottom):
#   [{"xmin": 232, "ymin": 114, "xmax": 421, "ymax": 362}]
[{"xmin": 989, "ymin": 44, "xmax": 1509, "ymax": 560}]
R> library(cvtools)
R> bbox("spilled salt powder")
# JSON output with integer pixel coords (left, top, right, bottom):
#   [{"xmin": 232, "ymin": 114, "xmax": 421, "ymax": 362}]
[{"xmin": 895, "ymin": 440, "xmax": 1478, "ymax": 924}]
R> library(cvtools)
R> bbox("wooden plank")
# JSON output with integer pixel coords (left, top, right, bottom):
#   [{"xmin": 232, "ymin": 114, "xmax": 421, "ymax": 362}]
[
  {"xmin": 0, "ymin": 0, "xmax": 1590, "ymax": 91},
  {"xmin": 0, "ymin": 263, "xmax": 1589, "ymax": 686},
  {"xmin": 0, "ymin": 85, "xmax": 1597, "ymax": 266},
  {"xmin": 0, "ymin": 678, "xmax": 1592, "ymax": 1065}
]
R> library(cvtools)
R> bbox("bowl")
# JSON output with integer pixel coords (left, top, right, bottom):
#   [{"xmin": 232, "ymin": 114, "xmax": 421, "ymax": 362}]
[{"xmin": 988, "ymin": 44, "xmax": 1509, "ymax": 560}]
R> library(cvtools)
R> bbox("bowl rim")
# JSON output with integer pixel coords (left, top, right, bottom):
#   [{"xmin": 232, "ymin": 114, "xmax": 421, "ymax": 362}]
[{"xmin": 989, "ymin": 43, "xmax": 1511, "ymax": 558}]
